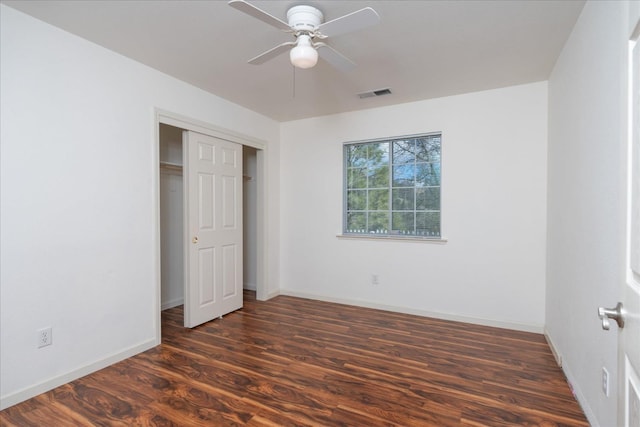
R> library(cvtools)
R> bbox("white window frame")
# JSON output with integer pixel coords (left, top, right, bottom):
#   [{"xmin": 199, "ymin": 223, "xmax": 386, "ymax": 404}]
[{"xmin": 340, "ymin": 133, "xmax": 446, "ymax": 242}]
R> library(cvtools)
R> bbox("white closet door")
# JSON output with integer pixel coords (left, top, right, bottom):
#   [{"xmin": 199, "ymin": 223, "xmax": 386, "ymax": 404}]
[{"xmin": 184, "ymin": 131, "xmax": 243, "ymax": 328}]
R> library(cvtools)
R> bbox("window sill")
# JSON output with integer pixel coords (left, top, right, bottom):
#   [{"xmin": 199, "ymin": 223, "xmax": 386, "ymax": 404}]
[{"xmin": 336, "ymin": 234, "xmax": 448, "ymax": 244}]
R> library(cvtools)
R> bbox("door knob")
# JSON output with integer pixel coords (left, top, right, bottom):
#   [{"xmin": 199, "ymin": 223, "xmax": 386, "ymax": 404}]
[
  {"xmin": 192, "ymin": 236, "xmax": 198, "ymax": 244},
  {"xmin": 598, "ymin": 302, "xmax": 624, "ymax": 330}
]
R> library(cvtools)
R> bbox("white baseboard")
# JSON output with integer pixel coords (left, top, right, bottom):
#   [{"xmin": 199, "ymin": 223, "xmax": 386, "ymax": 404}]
[
  {"xmin": 0, "ymin": 338, "xmax": 157, "ymax": 410},
  {"xmin": 266, "ymin": 289, "xmax": 280, "ymax": 300},
  {"xmin": 161, "ymin": 297, "xmax": 184, "ymax": 311},
  {"xmin": 279, "ymin": 289, "xmax": 544, "ymax": 333},
  {"xmin": 544, "ymin": 329, "xmax": 563, "ymax": 367},
  {"xmin": 543, "ymin": 329, "xmax": 598, "ymax": 427},
  {"xmin": 558, "ymin": 352, "xmax": 599, "ymax": 427},
  {"xmin": 255, "ymin": 287, "xmax": 280, "ymax": 301}
]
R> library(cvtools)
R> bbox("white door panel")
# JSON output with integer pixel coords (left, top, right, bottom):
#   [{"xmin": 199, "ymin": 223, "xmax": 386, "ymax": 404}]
[
  {"xmin": 185, "ymin": 131, "xmax": 243, "ymax": 328},
  {"xmin": 620, "ymin": 18, "xmax": 640, "ymax": 427},
  {"xmin": 198, "ymin": 247, "xmax": 215, "ymax": 305},
  {"xmin": 198, "ymin": 173, "xmax": 215, "ymax": 229},
  {"xmin": 222, "ymin": 175, "xmax": 238, "ymax": 228},
  {"xmin": 222, "ymin": 244, "xmax": 239, "ymax": 298}
]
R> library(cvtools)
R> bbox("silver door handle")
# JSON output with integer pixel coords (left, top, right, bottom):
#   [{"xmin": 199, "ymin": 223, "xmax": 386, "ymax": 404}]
[{"xmin": 598, "ymin": 302, "xmax": 624, "ymax": 330}]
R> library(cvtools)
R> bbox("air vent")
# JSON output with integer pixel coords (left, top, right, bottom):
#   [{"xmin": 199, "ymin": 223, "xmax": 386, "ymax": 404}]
[{"xmin": 357, "ymin": 88, "xmax": 392, "ymax": 99}]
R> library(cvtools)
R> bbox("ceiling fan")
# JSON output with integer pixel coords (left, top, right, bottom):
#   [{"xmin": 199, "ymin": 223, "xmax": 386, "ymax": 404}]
[{"xmin": 228, "ymin": 0, "xmax": 380, "ymax": 71}]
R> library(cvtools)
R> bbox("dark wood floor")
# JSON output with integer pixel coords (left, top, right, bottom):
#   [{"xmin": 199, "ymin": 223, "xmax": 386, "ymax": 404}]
[{"xmin": 1, "ymin": 291, "xmax": 588, "ymax": 426}]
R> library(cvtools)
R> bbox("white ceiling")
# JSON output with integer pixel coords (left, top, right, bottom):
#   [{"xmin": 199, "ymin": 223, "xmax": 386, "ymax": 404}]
[{"xmin": 3, "ymin": 0, "xmax": 585, "ymax": 122}]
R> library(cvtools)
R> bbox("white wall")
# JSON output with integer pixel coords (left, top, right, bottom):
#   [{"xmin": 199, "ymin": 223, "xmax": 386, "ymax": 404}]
[
  {"xmin": 546, "ymin": 2, "xmax": 636, "ymax": 426},
  {"xmin": 279, "ymin": 82, "xmax": 548, "ymax": 331},
  {"xmin": 0, "ymin": 5, "xmax": 280, "ymax": 408}
]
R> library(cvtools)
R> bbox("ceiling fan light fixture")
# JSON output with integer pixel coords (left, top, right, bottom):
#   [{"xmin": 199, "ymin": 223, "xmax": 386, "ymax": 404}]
[
  {"xmin": 229, "ymin": 0, "xmax": 381, "ymax": 71},
  {"xmin": 290, "ymin": 34, "xmax": 318, "ymax": 69}
]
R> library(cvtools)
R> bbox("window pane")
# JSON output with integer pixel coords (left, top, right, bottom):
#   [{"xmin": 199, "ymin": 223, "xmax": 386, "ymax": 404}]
[
  {"xmin": 347, "ymin": 145, "xmax": 367, "ymax": 167},
  {"xmin": 368, "ymin": 189, "xmax": 389, "ymax": 210},
  {"xmin": 347, "ymin": 167, "xmax": 367, "ymax": 189},
  {"xmin": 416, "ymin": 212, "xmax": 441, "ymax": 236},
  {"xmin": 415, "ymin": 163, "xmax": 440, "ymax": 187},
  {"xmin": 392, "ymin": 164, "xmax": 414, "ymax": 187},
  {"xmin": 346, "ymin": 212, "xmax": 366, "ymax": 232},
  {"xmin": 416, "ymin": 187, "xmax": 440, "ymax": 210},
  {"xmin": 392, "ymin": 212, "xmax": 414, "ymax": 233},
  {"xmin": 416, "ymin": 137, "xmax": 441, "ymax": 162},
  {"xmin": 369, "ymin": 165, "xmax": 389, "ymax": 188},
  {"xmin": 367, "ymin": 143, "xmax": 389, "ymax": 167},
  {"xmin": 392, "ymin": 188, "xmax": 414, "ymax": 210},
  {"xmin": 347, "ymin": 190, "xmax": 366, "ymax": 210},
  {"xmin": 368, "ymin": 212, "xmax": 389, "ymax": 233},
  {"xmin": 392, "ymin": 140, "xmax": 415, "ymax": 164}
]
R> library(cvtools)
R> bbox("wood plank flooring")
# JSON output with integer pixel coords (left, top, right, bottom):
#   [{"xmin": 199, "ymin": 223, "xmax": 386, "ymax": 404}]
[{"xmin": 1, "ymin": 291, "xmax": 588, "ymax": 426}]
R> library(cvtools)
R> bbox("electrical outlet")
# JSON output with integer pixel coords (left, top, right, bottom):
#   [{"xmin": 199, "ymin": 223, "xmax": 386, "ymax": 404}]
[
  {"xmin": 371, "ymin": 274, "xmax": 379, "ymax": 286},
  {"xmin": 37, "ymin": 327, "xmax": 52, "ymax": 348},
  {"xmin": 602, "ymin": 367, "xmax": 609, "ymax": 397}
]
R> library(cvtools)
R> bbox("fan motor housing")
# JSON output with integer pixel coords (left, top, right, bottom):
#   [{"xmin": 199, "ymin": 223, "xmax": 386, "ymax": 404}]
[{"xmin": 287, "ymin": 5, "xmax": 323, "ymax": 32}]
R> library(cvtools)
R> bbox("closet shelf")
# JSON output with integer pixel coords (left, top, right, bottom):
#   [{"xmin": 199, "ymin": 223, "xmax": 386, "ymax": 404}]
[
  {"xmin": 160, "ymin": 161, "xmax": 182, "ymax": 171},
  {"xmin": 161, "ymin": 162, "xmax": 252, "ymax": 181}
]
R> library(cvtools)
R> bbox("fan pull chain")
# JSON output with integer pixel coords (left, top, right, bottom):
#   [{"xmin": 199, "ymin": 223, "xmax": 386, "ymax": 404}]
[{"xmin": 292, "ymin": 65, "xmax": 296, "ymax": 99}]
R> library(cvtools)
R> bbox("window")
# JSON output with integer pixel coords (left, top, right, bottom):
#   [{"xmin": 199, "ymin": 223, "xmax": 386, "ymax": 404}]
[{"xmin": 343, "ymin": 133, "xmax": 441, "ymax": 238}]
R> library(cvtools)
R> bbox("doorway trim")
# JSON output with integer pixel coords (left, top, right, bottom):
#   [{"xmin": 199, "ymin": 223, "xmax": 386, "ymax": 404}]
[{"xmin": 153, "ymin": 108, "xmax": 268, "ymax": 343}]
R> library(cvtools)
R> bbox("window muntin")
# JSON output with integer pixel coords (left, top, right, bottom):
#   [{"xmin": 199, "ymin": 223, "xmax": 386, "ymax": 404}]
[{"xmin": 344, "ymin": 134, "xmax": 441, "ymax": 238}]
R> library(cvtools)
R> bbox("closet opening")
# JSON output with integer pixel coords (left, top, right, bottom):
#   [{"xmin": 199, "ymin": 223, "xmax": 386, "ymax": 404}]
[
  {"xmin": 157, "ymin": 120, "xmax": 265, "ymax": 331},
  {"xmin": 159, "ymin": 124, "xmax": 185, "ymax": 311}
]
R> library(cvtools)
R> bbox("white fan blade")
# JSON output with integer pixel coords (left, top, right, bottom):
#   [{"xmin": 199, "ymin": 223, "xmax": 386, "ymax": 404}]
[
  {"xmin": 228, "ymin": 0, "xmax": 291, "ymax": 31},
  {"xmin": 318, "ymin": 7, "xmax": 380, "ymax": 38},
  {"xmin": 315, "ymin": 43, "xmax": 356, "ymax": 72},
  {"xmin": 248, "ymin": 41, "xmax": 296, "ymax": 65}
]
